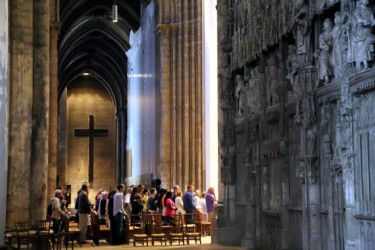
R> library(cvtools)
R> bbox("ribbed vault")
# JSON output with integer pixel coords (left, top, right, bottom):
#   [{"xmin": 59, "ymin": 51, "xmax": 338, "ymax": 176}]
[{"xmin": 58, "ymin": 0, "xmax": 141, "ymax": 108}]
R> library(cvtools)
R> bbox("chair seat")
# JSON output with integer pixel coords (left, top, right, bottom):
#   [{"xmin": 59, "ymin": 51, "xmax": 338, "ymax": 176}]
[
  {"xmin": 186, "ymin": 232, "xmax": 200, "ymax": 236},
  {"xmin": 151, "ymin": 233, "xmax": 166, "ymax": 237},
  {"xmin": 99, "ymin": 225, "xmax": 110, "ymax": 231},
  {"xmin": 133, "ymin": 234, "xmax": 148, "ymax": 237},
  {"xmin": 199, "ymin": 221, "xmax": 211, "ymax": 225},
  {"xmin": 170, "ymin": 233, "xmax": 184, "ymax": 236},
  {"xmin": 68, "ymin": 228, "xmax": 80, "ymax": 232},
  {"xmin": 129, "ymin": 226, "xmax": 141, "ymax": 230},
  {"xmin": 18, "ymin": 230, "xmax": 37, "ymax": 237}
]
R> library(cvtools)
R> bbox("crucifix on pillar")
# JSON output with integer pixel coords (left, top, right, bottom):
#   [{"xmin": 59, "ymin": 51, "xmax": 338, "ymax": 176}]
[{"xmin": 74, "ymin": 115, "xmax": 108, "ymax": 187}]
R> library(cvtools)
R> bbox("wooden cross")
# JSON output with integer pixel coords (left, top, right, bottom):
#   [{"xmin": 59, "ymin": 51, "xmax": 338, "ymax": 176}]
[{"xmin": 74, "ymin": 115, "xmax": 108, "ymax": 186}]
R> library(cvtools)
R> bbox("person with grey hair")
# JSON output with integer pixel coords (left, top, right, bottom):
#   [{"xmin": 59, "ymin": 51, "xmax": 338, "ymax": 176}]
[
  {"xmin": 51, "ymin": 189, "xmax": 69, "ymax": 234},
  {"xmin": 98, "ymin": 191, "xmax": 110, "ymax": 228}
]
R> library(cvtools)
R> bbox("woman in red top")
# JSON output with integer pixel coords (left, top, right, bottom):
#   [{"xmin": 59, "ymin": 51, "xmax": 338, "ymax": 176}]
[{"xmin": 164, "ymin": 191, "xmax": 176, "ymax": 224}]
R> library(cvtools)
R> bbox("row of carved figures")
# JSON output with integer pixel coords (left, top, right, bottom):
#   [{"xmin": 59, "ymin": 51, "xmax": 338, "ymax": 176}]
[{"xmin": 232, "ymin": 0, "xmax": 375, "ymax": 117}]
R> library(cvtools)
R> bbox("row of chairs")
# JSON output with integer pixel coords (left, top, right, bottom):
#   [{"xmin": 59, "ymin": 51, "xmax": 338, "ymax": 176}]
[
  {"xmin": 130, "ymin": 210, "xmax": 211, "ymax": 247},
  {"xmin": 5, "ymin": 220, "xmax": 57, "ymax": 250}
]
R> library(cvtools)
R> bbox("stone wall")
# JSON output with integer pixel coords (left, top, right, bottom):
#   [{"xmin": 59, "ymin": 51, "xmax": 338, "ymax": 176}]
[
  {"xmin": 0, "ymin": 0, "xmax": 8, "ymax": 246},
  {"xmin": 217, "ymin": 0, "xmax": 375, "ymax": 249},
  {"xmin": 65, "ymin": 77, "xmax": 116, "ymax": 201}
]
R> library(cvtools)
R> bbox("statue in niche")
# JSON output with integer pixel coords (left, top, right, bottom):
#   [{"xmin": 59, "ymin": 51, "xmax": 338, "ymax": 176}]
[
  {"xmin": 293, "ymin": 0, "xmax": 313, "ymax": 65},
  {"xmin": 332, "ymin": 11, "xmax": 349, "ymax": 79},
  {"xmin": 235, "ymin": 74, "xmax": 246, "ymax": 116},
  {"xmin": 348, "ymin": 0, "xmax": 375, "ymax": 72},
  {"xmin": 266, "ymin": 55, "xmax": 280, "ymax": 105},
  {"xmin": 287, "ymin": 44, "xmax": 301, "ymax": 97},
  {"xmin": 306, "ymin": 128, "xmax": 317, "ymax": 156},
  {"xmin": 318, "ymin": 18, "xmax": 334, "ymax": 86},
  {"xmin": 246, "ymin": 66, "xmax": 264, "ymax": 116}
]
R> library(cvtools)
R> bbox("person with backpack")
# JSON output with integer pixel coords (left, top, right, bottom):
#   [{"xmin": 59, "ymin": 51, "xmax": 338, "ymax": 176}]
[{"xmin": 50, "ymin": 189, "xmax": 69, "ymax": 234}]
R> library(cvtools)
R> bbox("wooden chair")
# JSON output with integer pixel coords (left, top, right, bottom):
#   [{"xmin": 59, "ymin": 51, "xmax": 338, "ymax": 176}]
[
  {"xmin": 149, "ymin": 214, "xmax": 168, "ymax": 246},
  {"xmin": 35, "ymin": 219, "xmax": 57, "ymax": 249},
  {"xmin": 168, "ymin": 213, "xmax": 185, "ymax": 245},
  {"xmin": 4, "ymin": 227, "xmax": 16, "ymax": 248},
  {"xmin": 182, "ymin": 213, "xmax": 201, "ymax": 245},
  {"xmin": 181, "ymin": 213, "xmax": 196, "ymax": 233},
  {"xmin": 14, "ymin": 221, "xmax": 37, "ymax": 250},
  {"xmin": 91, "ymin": 212, "xmax": 110, "ymax": 246},
  {"xmin": 196, "ymin": 210, "xmax": 211, "ymax": 235},
  {"xmin": 58, "ymin": 217, "xmax": 80, "ymax": 250},
  {"xmin": 131, "ymin": 213, "xmax": 149, "ymax": 247}
]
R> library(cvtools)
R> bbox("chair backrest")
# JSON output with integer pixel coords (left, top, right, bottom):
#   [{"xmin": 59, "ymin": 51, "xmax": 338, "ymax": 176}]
[
  {"xmin": 173, "ymin": 212, "xmax": 183, "ymax": 233},
  {"xmin": 15, "ymin": 221, "xmax": 31, "ymax": 236},
  {"xmin": 149, "ymin": 214, "xmax": 163, "ymax": 234},
  {"xmin": 35, "ymin": 220, "xmax": 53, "ymax": 234},
  {"xmin": 195, "ymin": 210, "xmax": 203, "ymax": 222}
]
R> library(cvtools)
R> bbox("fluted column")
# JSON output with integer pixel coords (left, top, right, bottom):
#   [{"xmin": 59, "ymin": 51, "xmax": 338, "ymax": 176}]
[
  {"xmin": 30, "ymin": 0, "xmax": 50, "ymax": 222},
  {"xmin": 48, "ymin": 22, "xmax": 59, "ymax": 201},
  {"xmin": 7, "ymin": 0, "xmax": 34, "ymax": 226},
  {"xmin": 157, "ymin": 23, "xmax": 172, "ymax": 187}
]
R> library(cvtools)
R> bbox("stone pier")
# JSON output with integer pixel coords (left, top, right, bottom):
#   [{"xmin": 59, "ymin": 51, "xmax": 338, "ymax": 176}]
[
  {"xmin": 7, "ymin": 0, "xmax": 34, "ymax": 225},
  {"xmin": 30, "ymin": 0, "xmax": 50, "ymax": 222}
]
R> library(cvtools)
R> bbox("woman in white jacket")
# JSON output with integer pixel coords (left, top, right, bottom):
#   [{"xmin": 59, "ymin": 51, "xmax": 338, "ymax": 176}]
[{"xmin": 175, "ymin": 190, "xmax": 185, "ymax": 214}]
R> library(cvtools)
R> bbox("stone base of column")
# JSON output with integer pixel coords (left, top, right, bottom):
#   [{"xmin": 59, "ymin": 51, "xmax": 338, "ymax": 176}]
[
  {"xmin": 241, "ymin": 239, "xmax": 255, "ymax": 249},
  {"xmin": 216, "ymin": 228, "xmax": 240, "ymax": 246}
]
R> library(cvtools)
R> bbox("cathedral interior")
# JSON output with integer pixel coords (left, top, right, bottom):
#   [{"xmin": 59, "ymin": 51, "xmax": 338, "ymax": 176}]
[{"xmin": 1, "ymin": 0, "xmax": 375, "ymax": 249}]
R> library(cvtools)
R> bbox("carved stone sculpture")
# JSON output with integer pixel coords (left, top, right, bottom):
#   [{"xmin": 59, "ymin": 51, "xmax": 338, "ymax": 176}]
[
  {"xmin": 266, "ymin": 55, "xmax": 280, "ymax": 105},
  {"xmin": 332, "ymin": 11, "xmax": 349, "ymax": 79},
  {"xmin": 306, "ymin": 128, "xmax": 317, "ymax": 156},
  {"xmin": 246, "ymin": 66, "xmax": 264, "ymax": 116},
  {"xmin": 318, "ymin": 18, "xmax": 334, "ymax": 85},
  {"xmin": 293, "ymin": 0, "xmax": 313, "ymax": 65},
  {"xmin": 235, "ymin": 74, "xmax": 246, "ymax": 116},
  {"xmin": 287, "ymin": 44, "xmax": 302, "ymax": 97},
  {"xmin": 348, "ymin": 0, "xmax": 375, "ymax": 72}
]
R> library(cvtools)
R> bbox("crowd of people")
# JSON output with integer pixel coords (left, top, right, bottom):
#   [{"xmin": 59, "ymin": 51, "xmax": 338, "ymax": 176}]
[{"xmin": 47, "ymin": 182, "xmax": 218, "ymax": 245}]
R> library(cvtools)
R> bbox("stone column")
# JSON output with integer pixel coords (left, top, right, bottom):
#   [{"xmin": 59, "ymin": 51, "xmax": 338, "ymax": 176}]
[
  {"xmin": 30, "ymin": 0, "xmax": 50, "ymax": 222},
  {"xmin": 116, "ymin": 107, "xmax": 127, "ymax": 183},
  {"xmin": 157, "ymin": 23, "xmax": 172, "ymax": 187},
  {"xmin": 0, "ymin": 0, "xmax": 9, "ymax": 246},
  {"xmin": 48, "ymin": 22, "xmax": 59, "ymax": 201},
  {"xmin": 7, "ymin": 0, "xmax": 34, "ymax": 226}
]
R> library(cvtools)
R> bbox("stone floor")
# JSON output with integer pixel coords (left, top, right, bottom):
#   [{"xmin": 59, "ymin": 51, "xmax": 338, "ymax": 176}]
[{"xmin": 75, "ymin": 236, "xmax": 244, "ymax": 249}]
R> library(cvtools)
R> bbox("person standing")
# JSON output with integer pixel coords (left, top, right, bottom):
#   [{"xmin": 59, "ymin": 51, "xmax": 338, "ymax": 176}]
[
  {"xmin": 123, "ymin": 188, "xmax": 132, "ymax": 215},
  {"xmin": 147, "ymin": 188, "xmax": 158, "ymax": 211},
  {"xmin": 194, "ymin": 190, "xmax": 202, "ymax": 212},
  {"xmin": 200, "ymin": 192, "xmax": 208, "ymax": 221},
  {"xmin": 77, "ymin": 184, "xmax": 93, "ymax": 244},
  {"xmin": 183, "ymin": 185, "xmax": 196, "ymax": 223},
  {"xmin": 206, "ymin": 187, "xmax": 217, "ymax": 223},
  {"xmin": 51, "ymin": 189, "xmax": 69, "ymax": 234},
  {"xmin": 98, "ymin": 191, "xmax": 110, "ymax": 228},
  {"xmin": 164, "ymin": 191, "xmax": 176, "ymax": 224},
  {"xmin": 112, "ymin": 184, "xmax": 126, "ymax": 245},
  {"xmin": 175, "ymin": 190, "xmax": 185, "ymax": 214}
]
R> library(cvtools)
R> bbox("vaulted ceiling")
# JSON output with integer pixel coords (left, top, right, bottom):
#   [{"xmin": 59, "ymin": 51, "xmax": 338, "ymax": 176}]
[{"xmin": 58, "ymin": 0, "xmax": 145, "ymax": 108}]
